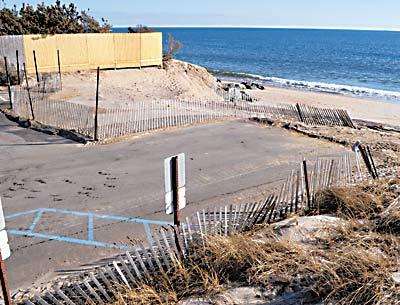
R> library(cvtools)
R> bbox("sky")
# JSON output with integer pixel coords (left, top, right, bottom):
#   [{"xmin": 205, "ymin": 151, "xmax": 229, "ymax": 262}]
[{"xmin": 8, "ymin": 0, "xmax": 400, "ymax": 30}]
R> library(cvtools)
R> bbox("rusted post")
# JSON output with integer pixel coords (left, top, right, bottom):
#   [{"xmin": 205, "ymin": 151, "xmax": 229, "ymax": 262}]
[
  {"xmin": 57, "ymin": 49, "xmax": 62, "ymax": 90},
  {"xmin": 23, "ymin": 63, "xmax": 35, "ymax": 120},
  {"xmin": 0, "ymin": 252, "xmax": 12, "ymax": 305},
  {"xmin": 4, "ymin": 57, "xmax": 12, "ymax": 109},
  {"xmin": 15, "ymin": 50, "xmax": 20, "ymax": 85},
  {"xmin": 94, "ymin": 67, "xmax": 100, "ymax": 141},
  {"xmin": 33, "ymin": 50, "xmax": 39, "ymax": 83},
  {"xmin": 303, "ymin": 159, "xmax": 311, "ymax": 209}
]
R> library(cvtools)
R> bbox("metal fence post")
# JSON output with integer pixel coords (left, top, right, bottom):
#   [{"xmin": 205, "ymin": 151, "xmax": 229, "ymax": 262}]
[
  {"xmin": 23, "ymin": 63, "xmax": 35, "ymax": 120},
  {"xmin": 171, "ymin": 156, "xmax": 180, "ymax": 230},
  {"xmin": 4, "ymin": 57, "xmax": 12, "ymax": 109},
  {"xmin": 171, "ymin": 156, "xmax": 182, "ymax": 254},
  {"xmin": 57, "ymin": 49, "xmax": 62, "ymax": 90},
  {"xmin": 15, "ymin": 50, "xmax": 20, "ymax": 85},
  {"xmin": 94, "ymin": 67, "xmax": 100, "ymax": 141},
  {"xmin": 33, "ymin": 50, "xmax": 39, "ymax": 83}
]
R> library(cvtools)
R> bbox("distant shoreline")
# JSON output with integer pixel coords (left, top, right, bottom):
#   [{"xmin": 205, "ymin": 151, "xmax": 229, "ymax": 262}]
[{"xmin": 113, "ymin": 26, "xmax": 400, "ymax": 33}]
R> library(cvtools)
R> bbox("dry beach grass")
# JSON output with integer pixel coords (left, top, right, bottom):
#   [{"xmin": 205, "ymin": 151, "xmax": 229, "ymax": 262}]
[{"xmin": 115, "ymin": 180, "xmax": 400, "ymax": 305}]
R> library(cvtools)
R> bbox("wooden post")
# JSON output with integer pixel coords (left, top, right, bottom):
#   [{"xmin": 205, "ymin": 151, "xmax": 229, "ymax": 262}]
[
  {"xmin": 23, "ymin": 63, "xmax": 35, "ymax": 120},
  {"xmin": 57, "ymin": 49, "xmax": 62, "ymax": 90},
  {"xmin": 94, "ymin": 67, "xmax": 100, "ymax": 141},
  {"xmin": 33, "ymin": 50, "xmax": 39, "ymax": 83},
  {"xmin": 15, "ymin": 50, "xmax": 20, "ymax": 85},
  {"xmin": 296, "ymin": 103, "xmax": 304, "ymax": 122},
  {"xmin": 302, "ymin": 159, "xmax": 311, "ymax": 209},
  {"xmin": 4, "ymin": 57, "xmax": 12, "ymax": 109},
  {"xmin": 359, "ymin": 145, "xmax": 377, "ymax": 179},
  {"xmin": 0, "ymin": 252, "xmax": 12, "ymax": 305},
  {"xmin": 366, "ymin": 145, "xmax": 379, "ymax": 179}
]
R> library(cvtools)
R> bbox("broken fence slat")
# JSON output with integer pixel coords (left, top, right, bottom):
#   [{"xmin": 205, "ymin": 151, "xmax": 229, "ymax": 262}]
[
  {"xmin": 54, "ymin": 286, "xmax": 75, "ymax": 305},
  {"xmin": 83, "ymin": 280, "xmax": 104, "ymax": 305},
  {"xmin": 73, "ymin": 284, "xmax": 96, "ymax": 305},
  {"xmin": 34, "ymin": 294, "xmax": 50, "ymax": 305},
  {"xmin": 125, "ymin": 251, "xmax": 144, "ymax": 282},
  {"xmin": 89, "ymin": 272, "xmax": 113, "ymax": 302},
  {"xmin": 45, "ymin": 292, "xmax": 63, "ymax": 305},
  {"xmin": 118, "ymin": 256, "xmax": 136, "ymax": 285},
  {"xmin": 112, "ymin": 261, "xmax": 131, "ymax": 288}
]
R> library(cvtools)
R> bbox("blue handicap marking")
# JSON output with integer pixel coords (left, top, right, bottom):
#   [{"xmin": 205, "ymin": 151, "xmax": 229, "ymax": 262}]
[{"xmin": 5, "ymin": 208, "xmax": 172, "ymax": 250}]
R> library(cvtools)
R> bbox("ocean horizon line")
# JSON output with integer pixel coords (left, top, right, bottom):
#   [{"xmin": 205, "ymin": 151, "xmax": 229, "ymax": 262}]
[{"xmin": 112, "ymin": 25, "xmax": 400, "ymax": 32}]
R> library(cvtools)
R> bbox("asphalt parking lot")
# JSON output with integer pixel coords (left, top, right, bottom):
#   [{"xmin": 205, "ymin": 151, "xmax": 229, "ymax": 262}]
[{"xmin": 0, "ymin": 114, "xmax": 346, "ymax": 290}]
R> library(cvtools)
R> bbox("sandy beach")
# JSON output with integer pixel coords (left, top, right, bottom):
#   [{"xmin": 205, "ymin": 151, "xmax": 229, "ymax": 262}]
[
  {"xmin": 48, "ymin": 59, "xmax": 400, "ymax": 127},
  {"xmin": 49, "ymin": 60, "xmax": 223, "ymax": 107},
  {"xmin": 250, "ymin": 86, "xmax": 400, "ymax": 126}
]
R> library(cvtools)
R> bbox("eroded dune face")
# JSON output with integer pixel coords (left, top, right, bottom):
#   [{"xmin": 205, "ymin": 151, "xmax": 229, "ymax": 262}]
[{"xmin": 49, "ymin": 60, "xmax": 222, "ymax": 107}]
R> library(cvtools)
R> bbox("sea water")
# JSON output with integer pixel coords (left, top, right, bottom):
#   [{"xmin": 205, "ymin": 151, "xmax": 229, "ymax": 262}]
[{"xmin": 114, "ymin": 27, "xmax": 400, "ymax": 102}]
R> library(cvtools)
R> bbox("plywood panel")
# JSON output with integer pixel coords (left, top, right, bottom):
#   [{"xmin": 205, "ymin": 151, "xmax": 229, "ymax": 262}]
[
  {"xmin": 20, "ymin": 33, "xmax": 162, "ymax": 74},
  {"xmin": 23, "ymin": 35, "xmax": 58, "ymax": 73},
  {"xmin": 140, "ymin": 32, "xmax": 163, "ymax": 67},
  {"xmin": 113, "ymin": 33, "xmax": 141, "ymax": 68},
  {"xmin": 87, "ymin": 34, "xmax": 115, "ymax": 69},
  {"xmin": 56, "ymin": 34, "xmax": 89, "ymax": 72}
]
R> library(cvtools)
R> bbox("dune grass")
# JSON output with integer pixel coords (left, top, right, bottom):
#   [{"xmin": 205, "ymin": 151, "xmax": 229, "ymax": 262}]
[{"xmin": 115, "ymin": 179, "xmax": 400, "ymax": 305}]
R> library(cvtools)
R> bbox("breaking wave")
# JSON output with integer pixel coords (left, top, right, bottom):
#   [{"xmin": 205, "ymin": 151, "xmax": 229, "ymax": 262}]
[{"xmin": 209, "ymin": 69, "xmax": 400, "ymax": 102}]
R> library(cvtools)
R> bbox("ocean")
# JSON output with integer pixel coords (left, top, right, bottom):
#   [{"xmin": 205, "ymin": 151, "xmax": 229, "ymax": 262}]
[{"xmin": 113, "ymin": 27, "xmax": 400, "ymax": 102}]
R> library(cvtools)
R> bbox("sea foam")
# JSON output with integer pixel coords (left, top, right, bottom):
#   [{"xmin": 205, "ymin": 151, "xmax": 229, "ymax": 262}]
[{"xmin": 211, "ymin": 70, "xmax": 400, "ymax": 102}]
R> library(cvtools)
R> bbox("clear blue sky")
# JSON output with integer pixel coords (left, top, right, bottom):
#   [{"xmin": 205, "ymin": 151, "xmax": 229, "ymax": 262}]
[{"xmin": 8, "ymin": 0, "xmax": 400, "ymax": 29}]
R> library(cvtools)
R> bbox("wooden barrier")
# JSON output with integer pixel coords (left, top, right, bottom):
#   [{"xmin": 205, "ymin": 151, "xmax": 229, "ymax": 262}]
[
  {"xmin": 20, "ymin": 33, "xmax": 163, "ymax": 74},
  {"xmin": 9, "ymin": 85, "xmax": 356, "ymax": 142}
]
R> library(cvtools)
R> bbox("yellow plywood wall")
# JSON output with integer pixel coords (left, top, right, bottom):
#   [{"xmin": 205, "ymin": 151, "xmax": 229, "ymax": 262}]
[
  {"xmin": 23, "ymin": 34, "xmax": 59, "ymax": 73},
  {"xmin": 140, "ymin": 32, "xmax": 163, "ymax": 67},
  {"xmin": 56, "ymin": 34, "xmax": 89, "ymax": 71},
  {"xmin": 113, "ymin": 33, "xmax": 141, "ymax": 68},
  {"xmin": 23, "ymin": 33, "xmax": 162, "ymax": 74}
]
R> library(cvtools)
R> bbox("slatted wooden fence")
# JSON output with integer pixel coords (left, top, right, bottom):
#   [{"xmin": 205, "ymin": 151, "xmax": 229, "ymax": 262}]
[
  {"xmin": 16, "ymin": 153, "xmax": 365, "ymax": 305},
  {"xmin": 9, "ymin": 87, "xmax": 356, "ymax": 142}
]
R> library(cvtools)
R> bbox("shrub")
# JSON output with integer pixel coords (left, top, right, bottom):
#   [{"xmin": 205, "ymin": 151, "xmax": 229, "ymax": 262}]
[
  {"xmin": 163, "ymin": 34, "xmax": 182, "ymax": 61},
  {"xmin": 127, "ymin": 24, "xmax": 154, "ymax": 33},
  {"xmin": 0, "ymin": 1, "xmax": 111, "ymax": 35}
]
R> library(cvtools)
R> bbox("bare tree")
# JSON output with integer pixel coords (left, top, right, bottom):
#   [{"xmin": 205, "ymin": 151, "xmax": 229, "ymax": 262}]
[{"xmin": 164, "ymin": 34, "xmax": 182, "ymax": 61}]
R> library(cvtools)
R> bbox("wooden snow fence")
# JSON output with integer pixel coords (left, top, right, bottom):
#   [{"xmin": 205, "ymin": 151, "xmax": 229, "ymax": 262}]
[
  {"xmin": 16, "ymin": 153, "xmax": 364, "ymax": 305},
  {"xmin": 8, "ymin": 88, "xmax": 356, "ymax": 142},
  {"xmin": 295, "ymin": 103, "xmax": 356, "ymax": 128}
]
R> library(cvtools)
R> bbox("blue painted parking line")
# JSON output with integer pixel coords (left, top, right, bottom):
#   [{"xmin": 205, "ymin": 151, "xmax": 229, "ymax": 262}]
[
  {"xmin": 6, "ymin": 208, "xmax": 172, "ymax": 249},
  {"xmin": 8, "ymin": 230, "xmax": 133, "ymax": 250},
  {"xmin": 88, "ymin": 214, "xmax": 94, "ymax": 241},
  {"xmin": 29, "ymin": 210, "xmax": 43, "ymax": 231}
]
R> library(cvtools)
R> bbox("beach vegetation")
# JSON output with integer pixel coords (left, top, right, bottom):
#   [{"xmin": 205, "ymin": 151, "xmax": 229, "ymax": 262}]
[
  {"xmin": 127, "ymin": 24, "xmax": 154, "ymax": 33},
  {"xmin": 164, "ymin": 34, "xmax": 183, "ymax": 61},
  {"xmin": 115, "ymin": 179, "xmax": 400, "ymax": 305}
]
